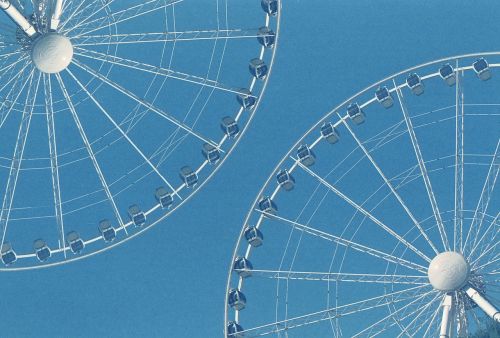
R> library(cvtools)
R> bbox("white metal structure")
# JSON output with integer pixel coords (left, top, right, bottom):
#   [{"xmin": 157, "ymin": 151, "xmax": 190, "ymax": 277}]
[
  {"xmin": 0, "ymin": 0, "xmax": 281, "ymax": 269},
  {"xmin": 225, "ymin": 53, "xmax": 499, "ymax": 337}
]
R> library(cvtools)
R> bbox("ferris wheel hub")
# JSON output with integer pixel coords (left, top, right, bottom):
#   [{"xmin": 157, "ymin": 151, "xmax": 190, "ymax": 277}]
[
  {"xmin": 428, "ymin": 251, "xmax": 470, "ymax": 292},
  {"xmin": 31, "ymin": 33, "xmax": 73, "ymax": 74}
]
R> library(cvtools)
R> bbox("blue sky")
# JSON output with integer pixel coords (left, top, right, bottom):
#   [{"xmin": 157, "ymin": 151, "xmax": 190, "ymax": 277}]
[{"xmin": 1, "ymin": 1, "xmax": 499, "ymax": 337}]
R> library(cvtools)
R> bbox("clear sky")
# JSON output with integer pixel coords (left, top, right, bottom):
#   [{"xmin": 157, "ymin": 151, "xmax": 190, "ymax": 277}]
[{"xmin": 1, "ymin": 1, "xmax": 500, "ymax": 337}]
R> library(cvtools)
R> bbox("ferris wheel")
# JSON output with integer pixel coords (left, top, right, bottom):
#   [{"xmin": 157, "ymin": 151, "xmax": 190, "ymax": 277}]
[
  {"xmin": 0, "ymin": 0, "xmax": 281, "ymax": 269},
  {"xmin": 225, "ymin": 53, "xmax": 499, "ymax": 337}
]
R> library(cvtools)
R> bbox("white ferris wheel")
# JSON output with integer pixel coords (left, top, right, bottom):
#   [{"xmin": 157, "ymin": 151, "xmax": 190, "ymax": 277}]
[
  {"xmin": 0, "ymin": 0, "xmax": 281, "ymax": 269},
  {"xmin": 225, "ymin": 53, "xmax": 499, "ymax": 337}
]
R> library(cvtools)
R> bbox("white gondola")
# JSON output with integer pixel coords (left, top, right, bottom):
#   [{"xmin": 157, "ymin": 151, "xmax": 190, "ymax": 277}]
[
  {"xmin": 406, "ymin": 73, "xmax": 425, "ymax": 95},
  {"xmin": 228, "ymin": 289, "xmax": 247, "ymax": 310},
  {"xmin": 66, "ymin": 231, "xmax": 84, "ymax": 254},
  {"xmin": 180, "ymin": 165, "xmax": 198, "ymax": 188},
  {"xmin": 473, "ymin": 58, "xmax": 491, "ymax": 81},
  {"xmin": 347, "ymin": 102, "xmax": 365, "ymax": 124},
  {"xmin": 202, "ymin": 143, "xmax": 221, "ymax": 164},
  {"xmin": 244, "ymin": 226, "xmax": 264, "ymax": 247},
  {"xmin": 233, "ymin": 256, "xmax": 253, "ymax": 278},
  {"xmin": 276, "ymin": 169, "xmax": 295, "ymax": 191},
  {"xmin": 439, "ymin": 63, "xmax": 456, "ymax": 86},
  {"xmin": 1, "ymin": 242, "xmax": 16, "ymax": 265},
  {"xmin": 249, "ymin": 58, "xmax": 268, "ymax": 80},
  {"xmin": 258, "ymin": 196, "xmax": 277, "ymax": 215},
  {"xmin": 297, "ymin": 144, "xmax": 316, "ymax": 166},
  {"xmin": 261, "ymin": 0, "xmax": 278, "ymax": 16},
  {"xmin": 221, "ymin": 116, "xmax": 239, "ymax": 138},
  {"xmin": 257, "ymin": 26, "xmax": 276, "ymax": 48},
  {"xmin": 320, "ymin": 122, "xmax": 340, "ymax": 143},
  {"xmin": 98, "ymin": 219, "xmax": 116, "ymax": 243},
  {"xmin": 237, "ymin": 88, "xmax": 256, "ymax": 110},
  {"xmin": 128, "ymin": 204, "xmax": 146, "ymax": 227},
  {"xmin": 227, "ymin": 321, "xmax": 244, "ymax": 338},
  {"xmin": 33, "ymin": 239, "xmax": 51, "ymax": 262},
  {"xmin": 155, "ymin": 186, "xmax": 174, "ymax": 209},
  {"xmin": 375, "ymin": 86, "xmax": 394, "ymax": 108}
]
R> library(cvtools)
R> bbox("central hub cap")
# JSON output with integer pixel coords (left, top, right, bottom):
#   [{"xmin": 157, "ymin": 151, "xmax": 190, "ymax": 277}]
[
  {"xmin": 31, "ymin": 33, "xmax": 73, "ymax": 74},
  {"xmin": 428, "ymin": 252, "xmax": 470, "ymax": 291}
]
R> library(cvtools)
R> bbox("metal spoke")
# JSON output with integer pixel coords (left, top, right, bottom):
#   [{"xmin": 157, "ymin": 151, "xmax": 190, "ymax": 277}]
[
  {"xmin": 238, "ymin": 285, "xmax": 431, "ymax": 337},
  {"xmin": 71, "ymin": 58, "xmax": 220, "ymax": 149},
  {"xmin": 73, "ymin": 28, "xmax": 270, "ymax": 46},
  {"xmin": 64, "ymin": 67, "xmax": 181, "ymax": 199},
  {"xmin": 0, "ymin": 71, "xmax": 39, "ymax": 250},
  {"xmin": 295, "ymin": 159, "xmax": 432, "ymax": 263},
  {"xmin": 454, "ymin": 65, "xmax": 465, "ymax": 252},
  {"xmin": 55, "ymin": 73, "xmax": 128, "ymax": 235},
  {"xmin": 394, "ymin": 81, "xmax": 451, "ymax": 251},
  {"xmin": 465, "ymin": 139, "xmax": 500, "ymax": 258},
  {"xmin": 339, "ymin": 113, "xmax": 439, "ymax": 255},
  {"xmin": 67, "ymin": 0, "xmax": 184, "ymax": 37},
  {"xmin": 468, "ymin": 212, "xmax": 499, "ymax": 262},
  {"xmin": 43, "ymin": 74, "xmax": 66, "ymax": 253},
  {"xmin": 73, "ymin": 47, "xmax": 254, "ymax": 97},
  {"xmin": 244, "ymin": 269, "xmax": 428, "ymax": 285},
  {"xmin": 256, "ymin": 210, "xmax": 428, "ymax": 273}
]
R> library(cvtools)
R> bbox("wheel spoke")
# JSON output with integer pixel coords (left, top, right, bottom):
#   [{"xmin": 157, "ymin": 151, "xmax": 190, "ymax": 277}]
[
  {"xmin": 43, "ymin": 74, "xmax": 67, "ymax": 253},
  {"xmin": 245, "ymin": 269, "xmax": 428, "ymax": 285},
  {"xmin": 454, "ymin": 64, "xmax": 465, "ymax": 252},
  {"xmin": 256, "ymin": 210, "xmax": 428, "ymax": 273},
  {"xmin": 71, "ymin": 58, "xmax": 220, "ymax": 150},
  {"xmin": 64, "ymin": 67, "xmax": 182, "ymax": 199},
  {"xmin": 73, "ymin": 47, "xmax": 254, "ymax": 97},
  {"xmin": 73, "ymin": 28, "xmax": 270, "ymax": 46},
  {"xmin": 394, "ymin": 81, "xmax": 451, "ymax": 251},
  {"xmin": 0, "ymin": 71, "xmax": 39, "ymax": 250},
  {"xmin": 339, "ymin": 113, "xmax": 439, "ymax": 255},
  {"xmin": 55, "ymin": 73, "xmax": 128, "ymax": 235},
  {"xmin": 295, "ymin": 159, "xmax": 432, "ymax": 263}
]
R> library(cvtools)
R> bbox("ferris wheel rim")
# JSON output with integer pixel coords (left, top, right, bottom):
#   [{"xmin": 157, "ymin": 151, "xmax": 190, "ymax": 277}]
[{"xmin": 224, "ymin": 51, "xmax": 500, "ymax": 336}]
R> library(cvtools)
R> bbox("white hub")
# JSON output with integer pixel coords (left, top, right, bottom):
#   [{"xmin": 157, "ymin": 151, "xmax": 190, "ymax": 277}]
[
  {"xmin": 31, "ymin": 33, "xmax": 73, "ymax": 74},
  {"xmin": 428, "ymin": 251, "xmax": 470, "ymax": 292}
]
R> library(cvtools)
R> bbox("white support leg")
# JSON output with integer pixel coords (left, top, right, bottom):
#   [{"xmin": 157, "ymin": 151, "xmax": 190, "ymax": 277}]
[
  {"xmin": 0, "ymin": 0, "xmax": 36, "ymax": 37},
  {"xmin": 465, "ymin": 287, "xmax": 500, "ymax": 322},
  {"xmin": 50, "ymin": 0, "xmax": 63, "ymax": 30},
  {"xmin": 440, "ymin": 294, "xmax": 453, "ymax": 338}
]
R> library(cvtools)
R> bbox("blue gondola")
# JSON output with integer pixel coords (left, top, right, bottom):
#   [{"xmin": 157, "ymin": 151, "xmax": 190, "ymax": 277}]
[
  {"xmin": 233, "ymin": 257, "xmax": 253, "ymax": 278},
  {"xmin": 66, "ymin": 231, "xmax": 84, "ymax": 254},
  {"xmin": 297, "ymin": 144, "xmax": 316, "ymax": 166},
  {"xmin": 261, "ymin": 0, "xmax": 278, "ymax": 16},
  {"xmin": 249, "ymin": 58, "xmax": 268, "ymax": 79},
  {"xmin": 227, "ymin": 321, "xmax": 244, "ymax": 338},
  {"xmin": 439, "ymin": 63, "xmax": 456, "ymax": 86},
  {"xmin": 244, "ymin": 226, "xmax": 264, "ymax": 247},
  {"xmin": 257, "ymin": 26, "xmax": 276, "ymax": 48},
  {"xmin": 347, "ymin": 102, "xmax": 365, "ymax": 124},
  {"xmin": 33, "ymin": 239, "xmax": 51, "ymax": 262},
  {"xmin": 406, "ymin": 73, "xmax": 424, "ymax": 95},
  {"xmin": 320, "ymin": 122, "xmax": 340, "ymax": 144},
  {"xmin": 128, "ymin": 204, "xmax": 146, "ymax": 227},
  {"xmin": 155, "ymin": 186, "xmax": 174, "ymax": 209},
  {"xmin": 98, "ymin": 219, "xmax": 116, "ymax": 242},
  {"xmin": 473, "ymin": 58, "xmax": 491, "ymax": 81},
  {"xmin": 180, "ymin": 166, "xmax": 198, "ymax": 188},
  {"xmin": 221, "ymin": 116, "xmax": 239, "ymax": 138},
  {"xmin": 228, "ymin": 289, "xmax": 247, "ymax": 310},
  {"xmin": 276, "ymin": 169, "xmax": 295, "ymax": 191},
  {"xmin": 375, "ymin": 86, "xmax": 394, "ymax": 108},
  {"xmin": 1, "ymin": 242, "xmax": 16, "ymax": 265},
  {"xmin": 202, "ymin": 143, "xmax": 221, "ymax": 164},
  {"xmin": 258, "ymin": 196, "xmax": 277, "ymax": 215},
  {"xmin": 237, "ymin": 89, "xmax": 256, "ymax": 110}
]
